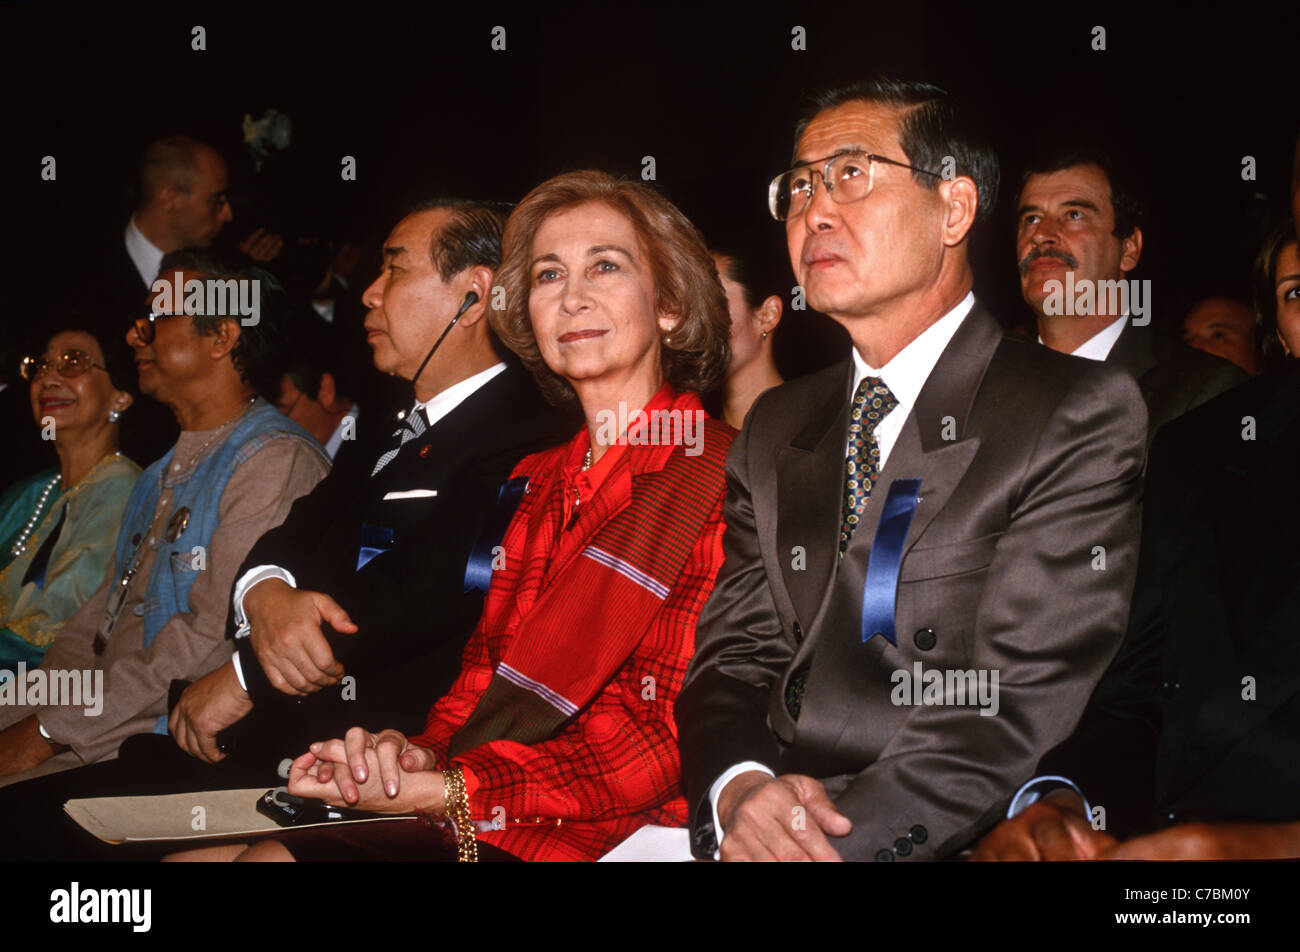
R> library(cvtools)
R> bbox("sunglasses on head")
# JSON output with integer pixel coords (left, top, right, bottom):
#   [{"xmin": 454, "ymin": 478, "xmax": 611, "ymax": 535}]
[{"xmin": 20, "ymin": 349, "xmax": 108, "ymax": 381}]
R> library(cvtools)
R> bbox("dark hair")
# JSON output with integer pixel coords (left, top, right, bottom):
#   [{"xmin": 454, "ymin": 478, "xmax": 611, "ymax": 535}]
[
  {"xmin": 492, "ymin": 170, "xmax": 730, "ymax": 406},
  {"xmin": 709, "ymin": 231, "xmax": 791, "ymax": 311},
  {"xmin": 131, "ymin": 135, "xmax": 211, "ymax": 210},
  {"xmin": 156, "ymin": 247, "xmax": 287, "ymax": 399},
  {"xmin": 1252, "ymin": 218, "xmax": 1298, "ymax": 372},
  {"xmin": 403, "ymin": 198, "xmax": 512, "ymax": 281},
  {"xmin": 280, "ymin": 313, "xmax": 360, "ymax": 404},
  {"xmin": 792, "ymin": 78, "xmax": 1000, "ymax": 223},
  {"xmin": 21, "ymin": 308, "xmax": 136, "ymax": 396},
  {"xmin": 1017, "ymin": 145, "xmax": 1145, "ymax": 240}
]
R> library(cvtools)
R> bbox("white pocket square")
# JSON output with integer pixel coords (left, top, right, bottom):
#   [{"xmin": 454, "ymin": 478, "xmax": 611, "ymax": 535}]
[{"xmin": 382, "ymin": 489, "xmax": 438, "ymax": 500}]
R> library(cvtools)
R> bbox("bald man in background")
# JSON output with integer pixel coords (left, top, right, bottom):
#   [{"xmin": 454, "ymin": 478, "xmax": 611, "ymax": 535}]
[
  {"xmin": 1181, "ymin": 296, "xmax": 1259, "ymax": 376},
  {"xmin": 95, "ymin": 136, "xmax": 272, "ymax": 466}
]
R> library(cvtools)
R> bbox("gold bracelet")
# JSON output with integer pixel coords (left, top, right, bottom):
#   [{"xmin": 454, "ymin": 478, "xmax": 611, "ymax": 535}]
[{"xmin": 443, "ymin": 765, "xmax": 478, "ymax": 863}]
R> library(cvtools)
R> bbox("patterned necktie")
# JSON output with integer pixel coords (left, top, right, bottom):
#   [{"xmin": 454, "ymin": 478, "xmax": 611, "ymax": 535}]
[
  {"xmin": 371, "ymin": 405, "xmax": 428, "ymax": 477},
  {"xmin": 838, "ymin": 375, "xmax": 899, "ymax": 557},
  {"xmin": 785, "ymin": 374, "xmax": 898, "ymax": 721}
]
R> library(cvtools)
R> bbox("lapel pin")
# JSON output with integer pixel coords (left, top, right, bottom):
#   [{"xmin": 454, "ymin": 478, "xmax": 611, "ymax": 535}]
[{"xmin": 165, "ymin": 506, "xmax": 190, "ymax": 542}]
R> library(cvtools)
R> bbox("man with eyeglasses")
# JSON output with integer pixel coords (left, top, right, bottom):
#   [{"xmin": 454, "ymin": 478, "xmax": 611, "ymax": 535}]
[
  {"xmin": 0, "ymin": 202, "xmax": 571, "ymax": 861},
  {"xmin": 0, "ymin": 249, "xmax": 329, "ymax": 793},
  {"xmin": 675, "ymin": 78, "xmax": 1147, "ymax": 861}
]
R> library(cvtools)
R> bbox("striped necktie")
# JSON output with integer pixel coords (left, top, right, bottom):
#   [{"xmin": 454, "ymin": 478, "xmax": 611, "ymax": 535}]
[{"xmin": 370, "ymin": 405, "xmax": 428, "ymax": 477}]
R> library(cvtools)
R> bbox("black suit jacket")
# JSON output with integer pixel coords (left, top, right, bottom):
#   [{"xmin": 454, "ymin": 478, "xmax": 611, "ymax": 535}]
[
  {"xmin": 677, "ymin": 303, "xmax": 1146, "ymax": 860},
  {"xmin": 1039, "ymin": 363, "xmax": 1300, "ymax": 837},
  {"xmin": 225, "ymin": 363, "xmax": 574, "ymax": 762},
  {"xmin": 1105, "ymin": 323, "xmax": 1247, "ymax": 442},
  {"xmin": 87, "ymin": 225, "xmax": 179, "ymax": 468}
]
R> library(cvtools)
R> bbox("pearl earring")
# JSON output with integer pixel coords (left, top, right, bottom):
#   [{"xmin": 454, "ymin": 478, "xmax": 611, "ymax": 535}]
[
  {"xmin": 108, "ymin": 408, "xmax": 123, "ymax": 423},
  {"xmin": 761, "ymin": 330, "xmax": 769, "ymax": 339}
]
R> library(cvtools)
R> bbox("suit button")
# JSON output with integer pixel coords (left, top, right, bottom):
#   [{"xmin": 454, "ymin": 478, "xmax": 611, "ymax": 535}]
[
  {"xmin": 909, "ymin": 824, "xmax": 928, "ymax": 843},
  {"xmin": 1161, "ymin": 680, "xmax": 1180, "ymax": 698},
  {"xmin": 875, "ymin": 849, "xmax": 894, "ymax": 862},
  {"xmin": 913, "ymin": 628, "xmax": 936, "ymax": 651},
  {"xmin": 793, "ymin": 622, "xmax": 802, "ymax": 640},
  {"xmin": 893, "ymin": 837, "xmax": 913, "ymax": 856}
]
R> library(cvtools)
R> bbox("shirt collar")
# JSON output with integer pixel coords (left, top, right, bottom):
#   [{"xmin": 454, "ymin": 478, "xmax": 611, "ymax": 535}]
[
  {"xmin": 850, "ymin": 291, "xmax": 975, "ymax": 408},
  {"xmin": 124, "ymin": 216, "xmax": 164, "ymax": 289},
  {"xmin": 1068, "ymin": 314, "xmax": 1128, "ymax": 361},
  {"xmin": 412, "ymin": 362, "xmax": 507, "ymax": 429}
]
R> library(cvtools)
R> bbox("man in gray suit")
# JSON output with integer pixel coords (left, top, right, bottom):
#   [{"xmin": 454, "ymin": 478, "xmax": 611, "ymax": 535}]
[
  {"xmin": 1015, "ymin": 147, "xmax": 1246, "ymax": 441},
  {"xmin": 675, "ymin": 79, "xmax": 1148, "ymax": 861}
]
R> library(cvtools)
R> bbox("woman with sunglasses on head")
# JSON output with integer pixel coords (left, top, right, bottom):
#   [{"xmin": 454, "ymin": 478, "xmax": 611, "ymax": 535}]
[{"xmin": 0, "ymin": 317, "xmax": 141, "ymax": 672}]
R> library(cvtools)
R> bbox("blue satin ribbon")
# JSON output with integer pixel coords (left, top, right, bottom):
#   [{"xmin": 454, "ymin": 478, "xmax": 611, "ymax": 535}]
[
  {"xmin": 464, "ymin": 476, "xmax": 529, "ymax": 594},
  {"xmin": 860, "ymin": 478, "xmax": 922, "ymax": 645},
  {"xmin": 356, "ymin": 523, "xmax": 396, "ymax": 571}
]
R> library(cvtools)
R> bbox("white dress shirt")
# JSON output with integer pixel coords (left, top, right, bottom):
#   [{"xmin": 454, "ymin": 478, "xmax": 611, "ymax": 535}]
[
  {"xmin": 229, "ymin": 361, "xmax": 508, "ymax": 689},
  {"xmin": 1038, "ymin": 314, "xmax": 1127, "ymax": 362},
  {"xmin": 124, "ymin": 217, "xmax": 164, "ymax": 289},
  {"xmin": 707, "ymin": 291, "xmax": 977, "ymax": 855},
  {"xmin": 323, "ymin": 405, "xmax": 361, "ymax": 460}
]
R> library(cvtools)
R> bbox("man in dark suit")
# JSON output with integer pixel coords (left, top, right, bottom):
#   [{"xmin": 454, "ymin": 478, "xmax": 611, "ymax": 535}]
[
  {"xmin": 0, "ymin": 201, "xmax": 572, "ymax": 860},
  {"xmin": 972, "ymin": 135, "xmax": 1300, "ymax": 861},
  {"xmin": 90, "ymin": 135, "xmax": 238, "ymax": 467},
  {"xmin": 1014, "ymin": 147, "xmax": 1246, "ymax": 440},
  {"xmin": 167, "ymin": 199, "xmax": 572, "ymax": 769},
  {"xmin": 675, "ymin": 79, "xmax": 1147, "ymax": 862}
]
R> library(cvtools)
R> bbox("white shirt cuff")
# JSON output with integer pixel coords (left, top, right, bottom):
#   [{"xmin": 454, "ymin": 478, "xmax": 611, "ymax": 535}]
[
  {"xmin": 1006, "ymin": 775, "xmax": 1091, "ymax": 820},
  {"xmin": 232, "ymin": 565, "xmax": 296, "ymax": 636},
  {"xmin": 230, "ymin": 653, "xmax": 248, "ymax": 693},
  {"xmin": 708, "ymin": 761, "xmax": 775, "ymax": 860}
]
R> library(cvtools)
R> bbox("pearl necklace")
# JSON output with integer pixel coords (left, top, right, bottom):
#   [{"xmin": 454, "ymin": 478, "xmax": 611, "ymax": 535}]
[
  {"xmin": 10, "ymin": 475, "xmax": 61, "ymax": 557},
  {"xmin": 8, "ymin": 451, "xmax": 125, "ymax": 558}
]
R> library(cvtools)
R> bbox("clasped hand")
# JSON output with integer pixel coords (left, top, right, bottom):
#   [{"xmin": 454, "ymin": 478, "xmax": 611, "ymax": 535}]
[
  {"xmin": 245, "ymin": 578, "xmax": 355, "ymax": 695},
  {"xmin": 718, "ymin": 771, "xmax": 852, "ymax": 861},
  {"xmin": 288, "ymin": 725, "xmax": 445, "ymax": 815}
]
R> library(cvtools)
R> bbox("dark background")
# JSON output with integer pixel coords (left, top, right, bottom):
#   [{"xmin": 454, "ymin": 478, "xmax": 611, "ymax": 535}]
[{"xmin": 3, "ymin": 0, "xmax": 1297, "ymax": 377}]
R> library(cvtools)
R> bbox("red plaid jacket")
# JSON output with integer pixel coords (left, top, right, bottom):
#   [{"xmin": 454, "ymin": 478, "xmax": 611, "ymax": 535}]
[{"xmin": 410, "ymin": 389, "xmax": 733, "ymax": 861}]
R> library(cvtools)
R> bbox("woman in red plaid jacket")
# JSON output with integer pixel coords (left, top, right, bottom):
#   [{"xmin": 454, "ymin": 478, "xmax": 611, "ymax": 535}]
[{"xmin": 220, "ymin": 170, "xmax": 737, "ymax": 861}]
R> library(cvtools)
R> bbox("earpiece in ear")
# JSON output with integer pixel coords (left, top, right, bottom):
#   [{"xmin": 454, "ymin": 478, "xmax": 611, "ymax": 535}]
[{"xmin": 460, "ymin": 291, "xmax": 480, "ymax": 312}]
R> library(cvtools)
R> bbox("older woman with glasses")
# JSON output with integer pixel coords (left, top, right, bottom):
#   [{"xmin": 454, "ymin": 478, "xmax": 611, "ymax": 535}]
[
  {"xmin": 175, "ymin": 170, "xmax": 734, "ymax": 862},
  {"xmin": 0, "ymin": 319, "xmax": 141, "ymax": 671}
]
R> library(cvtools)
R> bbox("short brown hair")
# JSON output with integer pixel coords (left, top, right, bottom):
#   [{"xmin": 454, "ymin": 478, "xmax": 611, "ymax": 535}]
[{"xmin": 491, "ymin": 170, "xmax": 729, "ymax": 405}]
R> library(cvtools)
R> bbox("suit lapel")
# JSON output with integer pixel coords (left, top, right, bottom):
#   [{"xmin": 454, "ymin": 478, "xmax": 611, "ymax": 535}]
[
  {"xmin": 1105, "ymin": 323, "xmax": 1156, "ymax": 388},
  {"xmin": 776, "ymin": 362, "xmax": 854, "ymax": 628},
  {"xmin": 882, "ymin": 307, "xmax": 1000, "ymax": 559},
  {"xmin": 793, "ymin": 306, "xmax": 1001, "ymax": 756}
]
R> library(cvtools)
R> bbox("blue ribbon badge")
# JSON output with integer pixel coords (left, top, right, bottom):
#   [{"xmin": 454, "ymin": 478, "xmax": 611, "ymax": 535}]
[
  {"xmin": 464, "ymin": 476, "xmax": 529, "ymax": 594},
  {"xmin": 859, "ymin": 478, "xmax": 922, "ymax": 645}
]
